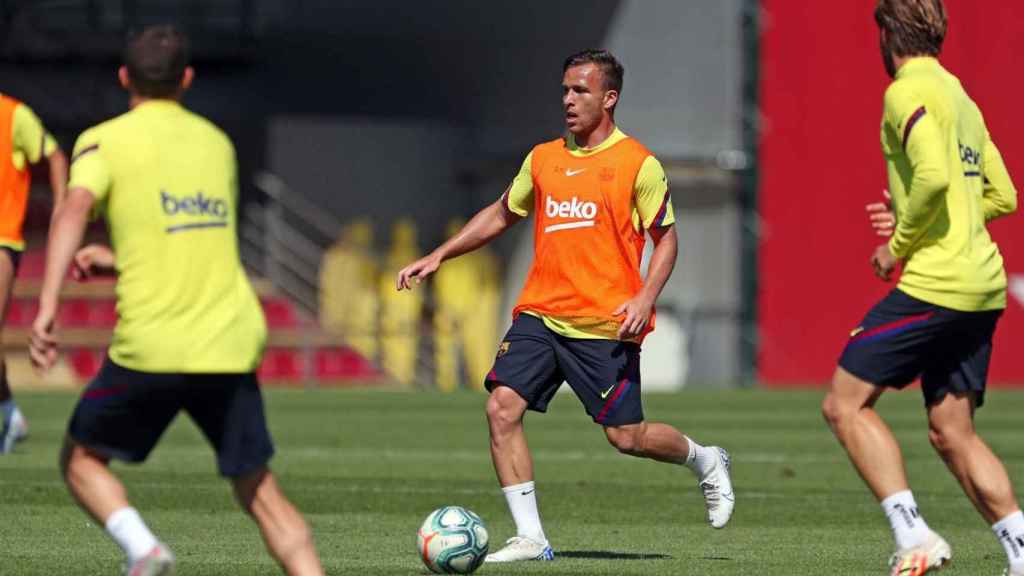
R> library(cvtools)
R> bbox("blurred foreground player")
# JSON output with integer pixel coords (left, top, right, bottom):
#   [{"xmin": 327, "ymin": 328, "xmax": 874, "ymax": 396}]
[
  {"xmin": 398, "ymin": 49, "xmax": 734, "ymax": 563},
  {"xmin": 29, "ymin": 25, "xmax": 323, "ymax": 576},
  {"xmin": 0, "ymin": 92, "xmax": 67, "ymax": 453},
  {"xmin": 822, "ymin": 2, "xmax": 1022, "ymax": 575}
]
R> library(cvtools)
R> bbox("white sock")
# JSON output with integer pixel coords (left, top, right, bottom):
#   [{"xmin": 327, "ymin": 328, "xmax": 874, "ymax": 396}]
[
  {"xmin": 683, "ymin": 437, "xmax": 715, "ymax": 477},
  {"xmin": 993, "ymin": 510, "xmax": 1024, "ymax": 570},
  {"xmin": 881, "ymin": 491, "xmax": 930, "ymax": 550},
  {"xmin": 105, "ymin": 507, "xmax": 158, "ymax": 563},
  {"xmin": 502, "ymin": 481, "xmax": 546, "ymax": 543}
]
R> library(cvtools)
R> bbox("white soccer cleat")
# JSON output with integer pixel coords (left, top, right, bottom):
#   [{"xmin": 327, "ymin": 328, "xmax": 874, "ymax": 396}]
[
  {"xmin": 888, "ymin": 530, "xmax": 951, "ymax": 576},
  {"xmin": 1, "ymin": 406, "xmax": 27, "ymax": 454},
  {"xmin": 1002, "ymin": 568, "xmax": 1024, "ymax": 576},
  {"xmin": 483, "ymin": 536, "xmax": 554, "ymax": 563},
  {"xmin": 698, "ymin": 447, "xmax": 735, "ymax": 529},
  {"xmin": 125, "ymin": 543, "xmax": 175, "ymax": 576}
]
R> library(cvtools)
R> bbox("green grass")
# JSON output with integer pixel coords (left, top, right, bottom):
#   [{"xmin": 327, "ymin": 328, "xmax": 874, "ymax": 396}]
[{"xmin": 2, "ymin": 388, "xmax": 1023, "ymax": 575}]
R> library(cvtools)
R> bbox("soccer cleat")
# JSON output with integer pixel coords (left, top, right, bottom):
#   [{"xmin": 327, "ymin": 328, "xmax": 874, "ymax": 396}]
[
  {"xmin": 125, "ymin": 543, "xmax": 175, "ymax": 576},
  {"xmin": 698, "ymin": 447, "xmax": 735, "ymax": 529},
  {"xmin": 1, "ymin": 405, "xmax": 27, "ymax": 454},
  {"xmin": 483, "ymin": 536, "xmax": 555, "ymax": 563},
  {"xmin": 1003, "ymin": 568, "xmax": 1024, "ymax": 576},
  {"xmin": 888, "ymin": 530, "xmax": 951, "ymax": 576}
]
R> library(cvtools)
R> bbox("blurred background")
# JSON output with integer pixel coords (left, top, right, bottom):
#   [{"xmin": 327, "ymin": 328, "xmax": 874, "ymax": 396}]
[{"xmin": 3, "ymin": 0, "xmax": 1023, "ymax": 393}]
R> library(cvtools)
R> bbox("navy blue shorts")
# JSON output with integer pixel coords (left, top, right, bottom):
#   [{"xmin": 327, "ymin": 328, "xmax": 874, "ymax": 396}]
[
  {"xmin": 485, "ymin": 314, "xmax": 643, "ymax": 426},
  {"xmin": 68, "ymin": 358, "xmax": 275, "ymax": 477},
  {"xmin": 838, "ymin": 289, "xmax": 1001, "ymax": 407}
]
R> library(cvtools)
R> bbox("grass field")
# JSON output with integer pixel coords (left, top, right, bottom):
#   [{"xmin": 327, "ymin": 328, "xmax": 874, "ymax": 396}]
[{"xmin": 2, "ymin": 387, "xmax": 1023, "ymax": 575}]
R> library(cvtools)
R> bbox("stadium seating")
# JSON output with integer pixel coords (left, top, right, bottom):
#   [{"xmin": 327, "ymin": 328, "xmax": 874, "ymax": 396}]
[{"xmin": 4, "ymin": 249, "xmax": 383, "ymax": 387}]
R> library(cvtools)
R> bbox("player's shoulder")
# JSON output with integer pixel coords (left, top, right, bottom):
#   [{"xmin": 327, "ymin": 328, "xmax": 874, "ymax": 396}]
[
  {"xmin": 618, "ymin": 134, "xmax": 655, "ymax": 159},
  {"xmin": 532, "ymin": 136, "xmax": 567, "ymax": 155},
  {"xmin": 0, "ymin": 93, "xmax": 23, "ymax": 109},
  {"xmin": 75, "ymin": 113, "xmax": 127, "ymax": 148},
  {"xmin": 882, "ymin": 77, "xmax": 920, "ymax": 107},
  {"xmin": 184, "ymin": 108, "xmax": 233, "ymax": 147}
]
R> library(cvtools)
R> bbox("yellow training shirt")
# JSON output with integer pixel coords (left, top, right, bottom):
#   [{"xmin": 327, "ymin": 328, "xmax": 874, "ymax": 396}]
[
  {"xmin": 505, "ymin": 127, "xmax": 675, "ymax": 339},
  {"xmin": 68, "ymin": 100, "xmax": 266, "ymax": 372},
  {"xmin": 882, "ymin": 57, "xmax": 1017, "ymax": 311},
  {"xmin": 10, "ymin": 102, "xmax": 58, "ymax": 170}
]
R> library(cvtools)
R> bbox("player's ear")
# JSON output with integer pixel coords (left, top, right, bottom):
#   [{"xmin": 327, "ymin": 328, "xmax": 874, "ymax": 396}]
[
  {"xmin": 181, "ymin": 67, "xmax": 194, "ymax": 92},
  {"xmin": 118, "ymin": 66, "xmax": 131, "ymax": 91},
  {"xmin": 603, "ymin": 89, "xmax": 619, "ymax": 112}
]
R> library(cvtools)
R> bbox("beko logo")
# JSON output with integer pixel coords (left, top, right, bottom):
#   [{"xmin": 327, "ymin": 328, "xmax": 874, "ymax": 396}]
[{"xmin": 544, "ymin": 195, "xmax": 597, "ymax": 233}]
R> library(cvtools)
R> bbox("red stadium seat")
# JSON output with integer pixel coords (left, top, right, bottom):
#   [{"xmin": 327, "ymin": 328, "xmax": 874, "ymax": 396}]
[
  {"xmin": 94, "ymin": 300, "xmax": 118, "ymax": 327},
  {"xmin": 314, "ymin": 347, "xmax": 380, "ymax": 380},
  {"xmin": 59, "ymin": 300, "xmax": 92, "ymax": 327},
  {"xmin": 4, "ymin": 299, "xmax": 37, "ymax": 326},
  {"xmin": 258, "ymin": 349, "xmax": 304, "ymax": 381},
  {"xmin": 68, "ymin": 349, "xmax": 104, "ymax": 379},
  {"xmin": 261, "ymin": 298, "xmax": 298, "ymax": 328}
]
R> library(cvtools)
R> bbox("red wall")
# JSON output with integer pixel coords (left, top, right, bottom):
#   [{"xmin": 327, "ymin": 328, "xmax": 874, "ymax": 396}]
[{"xmin": 758, "ymin": 1, "xmax": 1024, "ymax": 385}]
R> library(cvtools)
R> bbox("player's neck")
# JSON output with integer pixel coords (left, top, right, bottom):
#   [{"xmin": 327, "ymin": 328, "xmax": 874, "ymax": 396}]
[
  {"xmin": 892, "ymin": 53, "xmax": 934, "ymax": 75},
  {"xmin": 128, "ymin": 94, "xmax": 182, "ymax": 110},
  {"xmin": 573, "ymin": 118, "xmax": 616, "ymax": 149}
]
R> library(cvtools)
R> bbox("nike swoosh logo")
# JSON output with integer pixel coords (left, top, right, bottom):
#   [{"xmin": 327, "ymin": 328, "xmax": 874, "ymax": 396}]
[
  {"xmin": 600, "ymin": 384, "xmax": 617, "ymax": 399},
  {"xmin": 521, "ymin": 489, "xmax": 535, "ymax": 496},
  {"xmin": 565, "ymin": 168, "xmax": 586, "ymax": 176}
]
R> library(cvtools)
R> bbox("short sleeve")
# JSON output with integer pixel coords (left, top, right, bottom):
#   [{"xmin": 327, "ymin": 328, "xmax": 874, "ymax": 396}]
[
  {"xmin": 68, "ymin": 128, "xmax": 112, "ymax": 204},
  {"xmin": 12, "ymin": 104, "xmax": 57, "ymax": 164},
  {"xmin": 501, "ymin": 152, "xmax": 534, "ymax": 217},
  {"xmin": 635, "ymin": 155, "xmax": 674, "ymax": 229}
]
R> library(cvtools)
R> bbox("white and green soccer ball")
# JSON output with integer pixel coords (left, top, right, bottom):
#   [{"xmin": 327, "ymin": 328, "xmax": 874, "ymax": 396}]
[{"xmin": 416, "ymin": 506, "xmax": 489, "ymax": 574}]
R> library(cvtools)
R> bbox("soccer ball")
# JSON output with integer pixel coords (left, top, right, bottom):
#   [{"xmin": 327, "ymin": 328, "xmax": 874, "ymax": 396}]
[{"xmin": 416, "ymin": 506, "xmax": 489, "ymax": 574}]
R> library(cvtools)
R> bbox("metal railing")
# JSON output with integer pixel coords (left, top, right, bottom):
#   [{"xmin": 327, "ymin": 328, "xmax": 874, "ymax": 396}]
[{"xmin": 242, "ymin": 171, "xmax": 343, "ymax": 315}]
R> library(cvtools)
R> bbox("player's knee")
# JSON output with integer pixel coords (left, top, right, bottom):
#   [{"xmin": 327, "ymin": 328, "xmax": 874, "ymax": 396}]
[
  {"xmin": 821, "ymin": 393, "xmax": 844, "ymax": 429},
  {"xmin": 605, "ymin": 424, "xmax": 644, "ymax": 456},
  {"xmin": 485, "ymin": 388, "xmax": 524, "ymax": 434},
  {"xmin": 927, "ymin": 424, "xmax": 963, "ymax": 457}
]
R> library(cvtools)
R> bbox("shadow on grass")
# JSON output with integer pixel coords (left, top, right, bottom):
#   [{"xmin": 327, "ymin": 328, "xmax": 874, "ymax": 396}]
[{"xmin": 558, "ymin": 551, "xmax": 672, "ymax": 560}]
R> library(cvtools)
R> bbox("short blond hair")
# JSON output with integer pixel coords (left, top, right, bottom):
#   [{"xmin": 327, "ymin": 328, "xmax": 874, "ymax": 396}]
[{"xmin": 875, "ymin": 0, "xmax": 947, "ymax": 57}]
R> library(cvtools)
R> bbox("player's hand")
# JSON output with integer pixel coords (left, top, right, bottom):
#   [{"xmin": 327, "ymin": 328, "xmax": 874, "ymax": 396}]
[
  {"xmin": 396, "ymin": 253, "xmax": 442, "ymax": 291},
  {"xmin": 866, "ymin": 189, "xmax": 895, "ymax": 237},
  {"xmin": 72, "ymin": 244, "xmax": 116, "ymax": 281},
  {"xmin": 871, "ymin": 243, "xmax": 898, "ymax": 281},
  {"xmin": 28, "ymin": 306, "xmax": 59, "ymax": 372},
  {"xmin": 613, "ymin": 295, "xmax": 655, "ymax": 340}
]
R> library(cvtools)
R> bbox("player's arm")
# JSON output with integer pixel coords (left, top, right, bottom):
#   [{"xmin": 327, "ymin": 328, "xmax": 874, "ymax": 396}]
[
  {"xmin": 396, "ymin": 153, "xmax": 532, "ymax": 290},
  {"xmin": 72, "ymin": 244, "xmax": 116, "ymax": 281},
  {"xmin": 30, "ymin": 130, "xmax": 110, "ymax": 370},
  {"xmin": 396, "ymin": 197, "xmax": 522, "ymax": 290},
  {"xmin": 884, "ymin": 85, "xmax": 950, "ymax": 260},
  {"xmin": 29, "ymin": 187, "xmax": 95, "ymax": 370},
  {"xmin": 980, "ymin": 133, "xmax": 1017, "ymax": 222},
  {"xmin": 615, "ymin": 156, "xmax": 677, "ymax": 339}
]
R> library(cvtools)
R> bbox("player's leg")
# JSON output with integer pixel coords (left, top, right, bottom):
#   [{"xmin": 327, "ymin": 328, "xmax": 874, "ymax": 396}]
[
  {"xmin": 927, "ymin": 392, "xmax": 1020, "ymax": 517},
  {"xmin": 60, "ymin": 436, "xmax": 173, "ymax": 575},
  {"xmin": 554, "ymin": 335, "xmax": 735, "ymax": 528},
  {"xmin": 63, "ymin": 360, "xmax": 180, "ymax": 573},
  {"xmin": 603, "ymin": 421, "xmax": 734, "ymax": 528},
  {"xmin": 826, "ymin": 290, "xmax": 952, "ymax": 574},
  {"xmin": 184, "ymin": 373, "xmax": 323, "ymax": 575},
  {"xmin": 232, "ymin": 467, "xmax": 324, "ymax": 576},
  {"xmin": 483, "ymin": 315, "xmax": 560, "ymax": 562},
  {"xmin": 922, "ymin": 311, "xmax": 1024, "ymax": 575},
  {"xmin": 0, "ymin": 248, "xmax": 27, "ymax": 454},
  {"xmin": 822, "ymin": 368, "xmax": 908, "ymax": 500}
]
